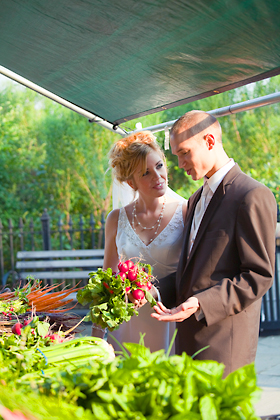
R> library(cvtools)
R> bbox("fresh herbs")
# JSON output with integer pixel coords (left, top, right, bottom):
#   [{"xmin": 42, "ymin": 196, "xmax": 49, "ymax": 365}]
[{"xmin": 23, "ymin": 340, "xmax": 261, "ymax": 419}]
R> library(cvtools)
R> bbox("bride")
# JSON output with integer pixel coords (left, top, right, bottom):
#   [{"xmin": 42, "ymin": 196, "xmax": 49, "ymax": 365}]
[{"xmin": 103, "ymin": 131, "xmax": 187, "ymax": 352}]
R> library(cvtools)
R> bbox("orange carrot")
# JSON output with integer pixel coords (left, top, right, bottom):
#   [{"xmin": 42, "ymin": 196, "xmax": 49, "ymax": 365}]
[
  {"xmin": 1, "ymin": 280, "xmax": 82, "ymax": 314},
  {"xmin": 34, "ymin": 301, "xmax": 76, "ymax": 312},
  {"xmin": 29, "ymin": 290, "xmax": 80, "ymax": 307},
  {"xmin": 33, "ymin": 297, "xmax": 74, "ymax": 307}
]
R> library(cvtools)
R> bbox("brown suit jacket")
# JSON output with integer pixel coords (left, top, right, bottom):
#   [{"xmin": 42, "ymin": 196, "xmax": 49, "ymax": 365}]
[{"xmin": 159, "ymin": 164, "xmax": 277, "ymax": 376}]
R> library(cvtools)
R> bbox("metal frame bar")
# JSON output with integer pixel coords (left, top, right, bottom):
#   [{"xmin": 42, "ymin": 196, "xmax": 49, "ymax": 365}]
[
  {"xmin": 2, "ymin": 64, "xmax": 280, "ymax": 138},
  {"xmin": 132, "ymin": 91, "xmax": 280, "ymax": 134},
  {"xmin": 0, "ymin": 65, "xmax": 127, "ymax": 136}
]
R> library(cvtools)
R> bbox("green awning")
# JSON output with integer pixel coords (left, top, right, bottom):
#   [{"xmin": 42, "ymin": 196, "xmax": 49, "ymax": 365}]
[{"xmin": 1, "ymin": 0, "xmax": 280, "ymax": 128}]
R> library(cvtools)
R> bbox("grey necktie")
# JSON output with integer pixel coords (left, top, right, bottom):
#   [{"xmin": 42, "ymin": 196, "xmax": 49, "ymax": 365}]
[
  {"xmin": 193, "ymin": 182, "xmax": 210, "ymax": 231},
  {"xmin": 187, "ymin": 182, "xmax": 210, "ymax": 256}
]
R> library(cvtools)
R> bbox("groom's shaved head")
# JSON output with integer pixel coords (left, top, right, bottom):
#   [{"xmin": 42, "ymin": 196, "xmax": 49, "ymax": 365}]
[{"xmin": 171, "ymin": 110, "xmax": 222, "ymax": 143}]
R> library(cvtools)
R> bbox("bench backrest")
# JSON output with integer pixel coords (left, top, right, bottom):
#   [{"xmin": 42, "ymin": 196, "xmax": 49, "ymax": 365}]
[
  {"xmin": 17, "ymin": 249, "xmax": 104, "ymax": 259},
  {"xmin": 15, "ymin": 249, "xmax": 105, "ymax": 287}
]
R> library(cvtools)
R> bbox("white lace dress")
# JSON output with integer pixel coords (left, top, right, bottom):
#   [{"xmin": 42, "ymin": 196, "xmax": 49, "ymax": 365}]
[{"xmin": 107, "ymin": 201, "xmax": 185, "ymax": 353}]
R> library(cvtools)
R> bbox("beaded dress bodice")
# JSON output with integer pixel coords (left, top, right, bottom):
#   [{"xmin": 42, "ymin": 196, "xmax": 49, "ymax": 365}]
[{"xmin": 116, "ymin": 202, "xmax": 185, "ymax": 279}]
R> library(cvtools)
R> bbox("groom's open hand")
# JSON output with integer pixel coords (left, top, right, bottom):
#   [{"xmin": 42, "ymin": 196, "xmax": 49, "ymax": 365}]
[{"xmin": 151, "ymin": 297, "xmax": 200, "ymax": 322}]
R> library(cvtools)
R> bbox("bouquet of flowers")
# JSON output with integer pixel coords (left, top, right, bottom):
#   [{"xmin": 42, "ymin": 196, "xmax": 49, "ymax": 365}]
[{"xmin": 77, "ymin": 259, "xmax": 157, "ymax": 331}]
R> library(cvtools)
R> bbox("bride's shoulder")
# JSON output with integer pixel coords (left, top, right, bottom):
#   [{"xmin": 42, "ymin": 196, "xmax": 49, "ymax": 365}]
[
  {"xmin": 165, "ymin": 195, "xmax": 188, "ymax": 221},
  {"xmin": 107, "ymin": 203, "xmax": 133, "ymax": 223},
  {"xmin": 165, "ymin": 194, "xmax": 187, "ymax": 207},
  {"xmin": 106, "ymin": 208, "xmax": 120, "ymax": 226}
]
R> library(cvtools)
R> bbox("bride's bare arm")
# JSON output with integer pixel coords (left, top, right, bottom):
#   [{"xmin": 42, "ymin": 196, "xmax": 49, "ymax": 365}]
[
  {"xmin": 103, "ymin": 209, "xmax": 120, "ymax": 272},
  {"xmin": 103, "ymin": 208, "xmax": 154, "ymax": 308}
]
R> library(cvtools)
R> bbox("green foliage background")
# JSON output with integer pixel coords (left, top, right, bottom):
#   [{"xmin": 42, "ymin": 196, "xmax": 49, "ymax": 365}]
[
  {"xmin": 0, "ymin": 82, "xmax": 115, "ymax": 225},
  {"xmin": 0, "ymin": 74, "xmax": 279, "ymax": 226}
]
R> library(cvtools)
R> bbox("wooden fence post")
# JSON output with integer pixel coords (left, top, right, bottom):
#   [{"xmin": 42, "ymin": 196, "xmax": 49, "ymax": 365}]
[{"xmin": 40, "ymin": 209, "xmax": 51, "ymax": 250}]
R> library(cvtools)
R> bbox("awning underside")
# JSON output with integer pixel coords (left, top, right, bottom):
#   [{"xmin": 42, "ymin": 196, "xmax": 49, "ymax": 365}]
[{"xmin": 1, "ymin": 0, "xmax": 280, "ymax": 126}]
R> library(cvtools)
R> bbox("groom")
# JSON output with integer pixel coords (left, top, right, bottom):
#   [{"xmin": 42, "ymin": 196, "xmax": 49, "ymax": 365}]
[{"xmin": 151, "ymin": 110, "xmax": 277, "ymax": 376}]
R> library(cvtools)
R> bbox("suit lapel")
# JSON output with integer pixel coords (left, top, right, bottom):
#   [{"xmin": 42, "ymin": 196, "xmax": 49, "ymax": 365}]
[{"xmin": 179, "ymin": 164, "xmax": 242, "ymax": 280}]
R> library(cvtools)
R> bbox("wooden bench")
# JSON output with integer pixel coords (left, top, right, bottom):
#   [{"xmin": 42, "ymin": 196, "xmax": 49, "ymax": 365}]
[{"xmin": 14, "ymin": 249, "xmax": 104, "ymax": 288}]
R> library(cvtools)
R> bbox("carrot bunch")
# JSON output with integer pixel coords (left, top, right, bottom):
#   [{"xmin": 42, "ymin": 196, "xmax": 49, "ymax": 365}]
[{"xmin": 0, "ymin": 281, "xmax": 82, "ymax": 313}]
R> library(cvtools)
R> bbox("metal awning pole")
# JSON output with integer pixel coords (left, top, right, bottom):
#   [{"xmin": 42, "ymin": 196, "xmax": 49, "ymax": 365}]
[
  {"xmin": 2, "ymin": 63, "xmax": 280, "ymax": 136},
  {"xmin": 133, "ymin": 91, "xmax": 280, "ymax": 134},
  {"xmin": 211, "ymin": 91, "xmax": 280, "ymax": 117},
  {"xmin": 0, "ymin": 65, "xmax": 127, "ymax": 136}
]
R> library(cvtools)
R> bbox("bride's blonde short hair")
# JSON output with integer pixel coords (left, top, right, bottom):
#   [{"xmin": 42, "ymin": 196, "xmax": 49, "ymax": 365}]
[{"xmin": 109, "ymin": 131, "xmax": 165, "ymax": 183}]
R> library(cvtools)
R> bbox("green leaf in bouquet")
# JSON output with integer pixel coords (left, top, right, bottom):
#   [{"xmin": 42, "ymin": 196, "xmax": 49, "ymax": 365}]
[
  {"xmin": 144, "ymin": 290, "xmax": 156, "ymax": 307},
  {"xmin": 96, "ymin": 302, "xmax": 108, "ymax": 311},
  {"xmin": 76, "ymin": 288, "xmax": 95, "ymax": 306},
  {"xmin": 106, "ymin": 319, "xmax": 119, "ymax": 329},
  {"xmin": 108, "ymin": 274, "xmax": 124, "ymax": 291}
]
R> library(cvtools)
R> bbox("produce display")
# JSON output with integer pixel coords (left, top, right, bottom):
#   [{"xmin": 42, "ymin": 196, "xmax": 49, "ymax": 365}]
[
  {"xmin": 0, "ymin": 277, "xmax": 262, "ymax": 420},
  {"xmin": 0, "ymin": 334, "xmax": 114, "ymax": 382},
  {"xmin": 77, "ymin": 259, "xmax": 157, "ymax": 330},
  {"xmin": 0, "ymin": 339, "xmax": 261, "ymax": 420},
  {"xmin": 0, "ymin": 280, "xmax": 80, "ymax": 313},
  {"xmin": 0, "ymin": 280, "xmax": 82, "ymax": 336}
]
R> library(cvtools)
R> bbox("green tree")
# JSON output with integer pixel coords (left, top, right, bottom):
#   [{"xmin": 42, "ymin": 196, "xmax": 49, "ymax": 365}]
[
  {"xmin": 37, "ymin": 99, "xmax": 119, "ymax": 221},
  {"xmin": 0, "ymin": 85, "xmax": 46, "ymax": 221},
  {"xmin": 0, "ymin": 82, "xmax": 120, "ymax": 224}
]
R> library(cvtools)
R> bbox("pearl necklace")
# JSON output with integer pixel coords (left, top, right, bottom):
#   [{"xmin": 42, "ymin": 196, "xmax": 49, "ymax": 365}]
[{"xmin": 132, "ymin": 197, "xmax": 166, "ymax": 244}]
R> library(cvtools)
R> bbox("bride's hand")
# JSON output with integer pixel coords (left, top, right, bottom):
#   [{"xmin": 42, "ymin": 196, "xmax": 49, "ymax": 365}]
[{"xmin": 128, "ymin": 292, "xmax": 147, "ymax": 308}]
